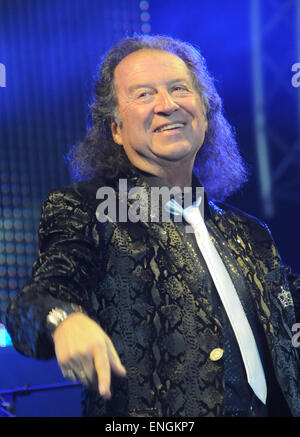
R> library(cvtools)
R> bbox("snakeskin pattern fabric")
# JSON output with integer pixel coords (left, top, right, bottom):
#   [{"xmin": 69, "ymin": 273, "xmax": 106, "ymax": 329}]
[{"xmin": 6, "ymin": 172, "xmax": 300, "ymax": 417}]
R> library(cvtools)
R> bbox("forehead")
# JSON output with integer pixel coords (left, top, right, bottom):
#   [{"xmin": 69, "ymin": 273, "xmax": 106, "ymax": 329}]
[{"xmin": 113, "ymin": 49, "xmax": 193, "ymax": 91}]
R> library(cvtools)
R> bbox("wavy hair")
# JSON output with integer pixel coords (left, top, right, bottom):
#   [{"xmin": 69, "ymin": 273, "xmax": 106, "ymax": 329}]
[{"xmin": 66, "ymin": 34, "xmax": 248, "ymax": 200}]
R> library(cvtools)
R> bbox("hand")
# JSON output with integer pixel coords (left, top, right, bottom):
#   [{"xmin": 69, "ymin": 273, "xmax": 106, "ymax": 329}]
[{"xmin": 52, "ymin": 312, "xmax": 126, "ymax": 399}]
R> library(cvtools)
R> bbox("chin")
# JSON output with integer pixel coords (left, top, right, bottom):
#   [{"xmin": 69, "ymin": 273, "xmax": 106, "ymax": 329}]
[{"xmin": 154, "ymin": 143, "xmax": 197, "ymax": 161}]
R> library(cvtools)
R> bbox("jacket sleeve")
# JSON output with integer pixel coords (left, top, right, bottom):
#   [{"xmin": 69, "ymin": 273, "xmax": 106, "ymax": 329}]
[
  {"xmin": 285, "ymin": 266, "xmax": 300, "ymax": 322},
  {"xmin": 256, "ymin": 219, "xmax": 300, "ymax": 321},
  {"xmin": 5, "ymin": 186, "xmax": 104, "ymax": 360}
]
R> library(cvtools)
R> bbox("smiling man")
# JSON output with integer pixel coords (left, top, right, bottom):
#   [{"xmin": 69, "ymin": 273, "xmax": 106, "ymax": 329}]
[{"xmin": 6, "ymin": 35, "xmax": 300, "ymax": 417}]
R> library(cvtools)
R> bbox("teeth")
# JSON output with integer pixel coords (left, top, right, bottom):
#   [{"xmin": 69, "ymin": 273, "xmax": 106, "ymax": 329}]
[{"xmin": 155, "ymin": 123, "xmax": 184, "ymax": 132}]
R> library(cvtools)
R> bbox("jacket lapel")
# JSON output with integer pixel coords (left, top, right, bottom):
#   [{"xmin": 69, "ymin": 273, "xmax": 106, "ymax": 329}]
[{"xmin": 209, "ymin": 203, "xmax": 275, "ymax": 342}]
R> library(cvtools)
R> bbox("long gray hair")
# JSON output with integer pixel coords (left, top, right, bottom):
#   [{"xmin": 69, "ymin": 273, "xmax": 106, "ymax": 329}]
[{"xmin": 66, "ymin": 34, "xmax": 248, "ymax": 200}]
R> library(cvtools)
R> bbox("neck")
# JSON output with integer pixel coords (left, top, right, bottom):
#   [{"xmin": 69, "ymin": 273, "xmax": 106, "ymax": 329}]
[
  {"xmin": 132, "ymin": 158, "xmax": 194, "ymax": 189},
  {"xmin": 157, "ymin": 168, "xmax": 192, "ymax": 188}
]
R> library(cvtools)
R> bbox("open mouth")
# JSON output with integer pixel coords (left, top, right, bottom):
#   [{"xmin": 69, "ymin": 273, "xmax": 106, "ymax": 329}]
[{"xmin": 154, "ymin": 123, "xmax": 185, "ymax": 133}]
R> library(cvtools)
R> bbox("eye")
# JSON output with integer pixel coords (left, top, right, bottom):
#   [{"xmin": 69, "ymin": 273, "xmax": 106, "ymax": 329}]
[
  {"xmin": 136, "ymin": 89, "xmax": 153, "ymax": 100},
  {"xmin": 172, "ymin": 85, "xmax": 190, "ymax": 95},
  {"xmin": 138, "ymin": 91, "xmax": 150, "ymax": 98}
]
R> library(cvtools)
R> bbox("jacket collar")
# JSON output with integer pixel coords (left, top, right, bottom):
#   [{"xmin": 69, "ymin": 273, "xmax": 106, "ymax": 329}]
[{"xmin": 124, "ymin": 168, "xmax": 213, "ymax": 222}]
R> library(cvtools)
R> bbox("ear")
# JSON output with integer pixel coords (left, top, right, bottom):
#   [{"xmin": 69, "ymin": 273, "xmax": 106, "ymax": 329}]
[{"xmin": 110, "ymin": 121, "xmax": 123, "ymax": 146}]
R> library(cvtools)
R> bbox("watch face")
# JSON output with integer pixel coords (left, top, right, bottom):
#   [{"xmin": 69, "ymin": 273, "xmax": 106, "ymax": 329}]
[
  {"xmin": 47, "ymin": 313, "xmax": 56, "ymax": 324},
  {"xmin": 47, "ymin": 308, "xmax": 68, "ymax": 328}
]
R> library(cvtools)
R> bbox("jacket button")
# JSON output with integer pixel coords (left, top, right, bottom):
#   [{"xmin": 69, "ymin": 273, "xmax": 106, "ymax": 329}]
[{"xmin": 209, "ymin": 348, "xmax": 224, "ymax": 361}]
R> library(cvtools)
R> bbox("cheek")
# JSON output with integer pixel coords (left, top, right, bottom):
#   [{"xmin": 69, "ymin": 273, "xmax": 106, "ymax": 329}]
[
  {"xmin": 192, "ymin": 115, "xmax": 207, "ymax": 136},
  {"xmin": 121, "ymin": 106, "xmax": 152, "ymax": 133},
  {"xmin": 193, "ymin": 104, "xmax": 208, "ymax": 133}
]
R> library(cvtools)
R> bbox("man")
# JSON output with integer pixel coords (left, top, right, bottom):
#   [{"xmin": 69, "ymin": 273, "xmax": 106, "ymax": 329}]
[{"xmin": 6, "ymin": 35, "xmax": 300, "ymax": 417}]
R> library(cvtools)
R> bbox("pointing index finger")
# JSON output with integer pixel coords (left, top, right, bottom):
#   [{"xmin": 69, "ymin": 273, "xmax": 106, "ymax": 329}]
[{"xmin": 93, "ymin": 343, "xmax": 112, "ymax": 399}]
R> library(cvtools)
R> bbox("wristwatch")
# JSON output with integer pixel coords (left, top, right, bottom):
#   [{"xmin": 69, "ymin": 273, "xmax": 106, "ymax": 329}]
[{"xmin": 46, "ymin": 304, "xmax": 84, "ymax": 336}]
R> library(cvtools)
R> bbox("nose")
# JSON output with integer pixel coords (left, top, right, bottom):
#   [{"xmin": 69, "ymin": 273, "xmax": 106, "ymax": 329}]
[{"xmin": 154, "ymin": 91, "xmax": 179, "ymax": 115}]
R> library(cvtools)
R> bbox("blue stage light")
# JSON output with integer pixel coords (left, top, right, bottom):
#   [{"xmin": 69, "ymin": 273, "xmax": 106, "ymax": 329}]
[{"xmin": 0, "ymin": 323, "xmax": 12, "ymax": 347}]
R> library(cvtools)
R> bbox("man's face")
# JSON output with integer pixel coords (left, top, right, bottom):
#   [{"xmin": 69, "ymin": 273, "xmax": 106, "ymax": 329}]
[{"xmin": 111, "ymin": 49, "xmax": 208, "ymax": 173}]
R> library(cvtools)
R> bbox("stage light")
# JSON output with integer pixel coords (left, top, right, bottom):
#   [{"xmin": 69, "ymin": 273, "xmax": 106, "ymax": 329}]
[
  {"xmin": 139, "ymin": 1, "xmax": 149, "ymax": 10},
  {"xmin": 140, "ymin": 12, "xmax": 150, "ymax": 22},
  {"xmin": 141, "ymin": 23, "xmax": 151, "ymax": 34},
  {"xmin": 0, "ymin": 323, "xmax": 12, "ymax": 347},
  {"xmin": 140, "ymin": 0, "xmax": 150, "ymax": 34}
]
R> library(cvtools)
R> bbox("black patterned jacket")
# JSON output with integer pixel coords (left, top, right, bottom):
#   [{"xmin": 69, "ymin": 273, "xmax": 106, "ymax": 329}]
[{"xmin": 6, "ymin": 172, "xmax": 300, "ymax": 417}]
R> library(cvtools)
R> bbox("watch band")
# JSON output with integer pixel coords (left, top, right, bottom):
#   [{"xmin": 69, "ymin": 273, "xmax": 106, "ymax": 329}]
[{"xmin": 46, "ymin": 303, "xmax": 84, "ymax": 336}]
